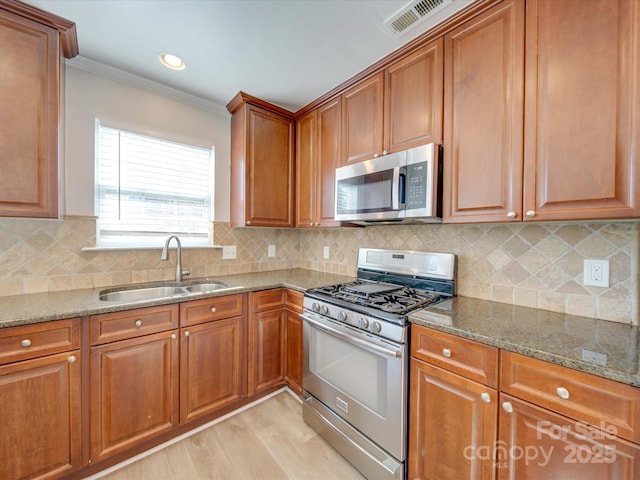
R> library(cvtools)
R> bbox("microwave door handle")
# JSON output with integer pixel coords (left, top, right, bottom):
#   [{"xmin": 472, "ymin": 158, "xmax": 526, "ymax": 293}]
[
  {"xmin": 392, "ymin": 166, "xmax": 406, "ymax": 210},
  {"xmin": 392, "ymin": 167, "xmax": 400, "ymax": 210}
]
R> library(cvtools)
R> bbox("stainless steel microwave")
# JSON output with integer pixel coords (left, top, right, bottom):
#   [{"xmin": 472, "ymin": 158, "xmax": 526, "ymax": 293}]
[{"xmin": 334, "ymin": 143, "xmax": 442, "ymax": 225}]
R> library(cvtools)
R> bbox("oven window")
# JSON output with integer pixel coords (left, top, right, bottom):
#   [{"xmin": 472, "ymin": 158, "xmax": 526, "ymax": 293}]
[{"xmin": 308, "ymin": 327, "xmax": 387, "ymax": 415}]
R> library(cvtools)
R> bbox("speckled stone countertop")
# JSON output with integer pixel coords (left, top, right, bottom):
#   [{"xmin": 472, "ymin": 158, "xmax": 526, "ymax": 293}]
[
  {"xmin": 0, "ymin": 269, "xmax": 354, "ymax": 329},
  {"xmin": 410, "ymin": 296, "xmax": 640, "ymax": 387}
]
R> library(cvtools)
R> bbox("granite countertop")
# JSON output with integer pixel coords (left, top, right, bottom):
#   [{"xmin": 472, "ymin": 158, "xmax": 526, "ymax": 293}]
[
  {"xmin": 0, "ymin": 269, "xmax": 354, "ymax": 329},
  {"xmin": 410, "ymin": 296, "xmax": 640, "ymax": 387}
]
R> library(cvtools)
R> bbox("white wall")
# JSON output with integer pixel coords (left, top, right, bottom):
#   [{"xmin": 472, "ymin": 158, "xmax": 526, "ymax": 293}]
[{"xmin": 64, "ymin": 66, "xmax": 232, "ymax": 221}]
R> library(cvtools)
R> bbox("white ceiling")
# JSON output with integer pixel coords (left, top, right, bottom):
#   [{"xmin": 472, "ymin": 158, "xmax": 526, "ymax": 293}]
[{"xmin": 25, "ymin": 0, "xmax": 473, "ymax": 112}]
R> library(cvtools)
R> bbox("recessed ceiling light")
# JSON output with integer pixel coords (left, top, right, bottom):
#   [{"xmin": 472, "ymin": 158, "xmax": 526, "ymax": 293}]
[{"xmin": 159, "ymin": 53, "xmax": 185, "ymax": 71}]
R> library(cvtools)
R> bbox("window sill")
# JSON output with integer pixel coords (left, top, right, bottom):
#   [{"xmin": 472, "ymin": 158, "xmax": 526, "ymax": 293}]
[{"xmin": 81, "ymin": 245, "xmax": 225, "ymax": 252}]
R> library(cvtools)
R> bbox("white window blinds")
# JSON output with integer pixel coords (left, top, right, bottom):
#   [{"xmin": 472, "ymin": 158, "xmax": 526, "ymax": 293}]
[{"xmin": 96, "ymin": 123, "xmax": 214, "ymax": 247}]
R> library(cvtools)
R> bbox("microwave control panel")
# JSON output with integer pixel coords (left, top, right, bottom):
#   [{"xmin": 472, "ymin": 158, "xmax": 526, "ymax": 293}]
[{"xmin": 406, "ymin": 161, "xmax": 427, "ymax": 209}]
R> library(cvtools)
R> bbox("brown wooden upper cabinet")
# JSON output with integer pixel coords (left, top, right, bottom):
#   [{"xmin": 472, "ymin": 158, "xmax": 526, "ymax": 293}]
[
  {"xmin": 444, "ymin": 0, "xmax": 640, "ymax": 223},
  {"xmin": 0, "ymin": 3, "xmax": 78, "ymax": 218},
  {"xmin": 227, "ymin": 92, "xmax": 295, "ymax": 227},
  {"xmin": 341, "ymin": 38, "xmax": 443, "ymax": 166},
  {"xmin": 296, "ymin": 98, "xmax": 341, "ymax": 227}
]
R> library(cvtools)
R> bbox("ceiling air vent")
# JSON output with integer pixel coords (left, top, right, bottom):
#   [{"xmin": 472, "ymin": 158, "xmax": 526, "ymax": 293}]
[{"xmin": 384, "ymin": 0, "xmax": 453, "ymax": 35}]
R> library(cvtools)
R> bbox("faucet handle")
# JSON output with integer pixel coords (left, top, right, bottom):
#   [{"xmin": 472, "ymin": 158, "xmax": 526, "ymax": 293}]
[{"xmin": 182, "ymin": 268, "xmax": 191, "ymax": 277}]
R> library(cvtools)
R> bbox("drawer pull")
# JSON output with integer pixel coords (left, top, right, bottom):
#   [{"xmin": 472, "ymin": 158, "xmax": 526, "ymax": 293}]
[
  {"xmin": 21, "ymin": 339, "xmax": 32, "ymax": 348},
  {"xmin": 184, "ymin": 331, "xmax": 190, "ymax": 337},
  {"xmin": 171, "ymin": 333, "xmax": 177, "ymax": 340},
  {"xmin": 502, "ymin": 401, "xmax": 513, "ymax": 413},
  {"xmin": 442, "ymin": 348, "xmax": 452, "ymax": 358},
  {"xmin": 67, "ymin": 355, "xmax": 76, "ymax": 364},
  {"xmin": 210, "ymin": 307, "xmax": 217, "ymax": 313},
  {"xmin": 556, "ymin": 387, "xmax": 570, "ymax": 399},
  {"xmin": 481, "ymin": 392, "xmax": 491, "ymax": 403},
  {"xmin": 134, "ymin": 320, "xmax": 143, "ymax": 328}
]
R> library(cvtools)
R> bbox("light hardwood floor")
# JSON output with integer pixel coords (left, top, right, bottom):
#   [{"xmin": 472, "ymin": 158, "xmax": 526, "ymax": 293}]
[{"xmin": 92, "ymin": 390, "xmax": 365, "ymax": 480}]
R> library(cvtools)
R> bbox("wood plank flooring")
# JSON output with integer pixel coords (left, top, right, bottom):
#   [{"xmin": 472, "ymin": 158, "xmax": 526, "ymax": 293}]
[{"xmin": 91, "ymin": 390, "xmax": 365, "ymax": 480}]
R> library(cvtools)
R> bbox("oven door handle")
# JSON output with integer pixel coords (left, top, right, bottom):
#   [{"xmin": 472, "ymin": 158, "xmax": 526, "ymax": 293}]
[{"xmin": 302, "ymin": 314, "xmax": 402, "ymax": 359}]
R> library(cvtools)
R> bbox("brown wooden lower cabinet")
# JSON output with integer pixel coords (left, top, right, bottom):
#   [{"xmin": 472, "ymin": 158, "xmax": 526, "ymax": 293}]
[
  {"xmin": 498, "ymin": 394, "xmax": 640, "ymax": 479},
  {"xmin": 0, "ymin": 350, "xmax": 82, "ymax": 480},
  {"xmin": 248, "ymin": 303, "xmax": 285, "ymax": 395},
  {"xmin": 409, "ymin": 324, "xmax": 640, "ymax": 479},
  {"xmin": 180, "ymin": 316, "xmax": 242, "ymax": 423},
  {"xmin": 283, "ymin": 289, "xmax": 303, "ymax": 394},
  {"xmin": 89, "ymin": 330, "xmax": 179, "ymax": 463}
]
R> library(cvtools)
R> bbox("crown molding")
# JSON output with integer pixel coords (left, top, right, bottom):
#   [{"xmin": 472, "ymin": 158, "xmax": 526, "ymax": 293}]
[{"xmin": 66, "ymin": 56, "xmax": 230, "ymax": 118}]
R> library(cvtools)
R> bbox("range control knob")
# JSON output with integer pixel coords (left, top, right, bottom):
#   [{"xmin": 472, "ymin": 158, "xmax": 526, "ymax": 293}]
[
  {"xmin": 360, "ymin": 318, "xmax": 369, "ymax": 329},
  {"xmin": 311, "ymin": 302, "xmax": 320, "ymax": 312},
  {"xmin": 371, "ymin": 322, "xmax": 382, "ymax": 333},
  {"xmin": 338, "ymin": 311, "xmax": 348, "ymax": 322},
  {"xmin": 320, "ymin": 305, "xmax": 329, "ymax": 315}
]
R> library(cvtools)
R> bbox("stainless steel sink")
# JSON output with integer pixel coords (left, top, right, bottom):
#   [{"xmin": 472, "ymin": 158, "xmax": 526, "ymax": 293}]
[
  {"xmin": 99, "ymin": 281, "xmax": 240, "ymax": 302},
  {"xmin": 184, "ymin": 283, "xmax": 229, "ymax": 293}
]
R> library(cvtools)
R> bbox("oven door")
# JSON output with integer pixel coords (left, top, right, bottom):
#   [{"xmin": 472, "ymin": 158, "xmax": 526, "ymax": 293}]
[{"xmin": 302, "ymin": 310, "xmax": 407, "ymax": 461}]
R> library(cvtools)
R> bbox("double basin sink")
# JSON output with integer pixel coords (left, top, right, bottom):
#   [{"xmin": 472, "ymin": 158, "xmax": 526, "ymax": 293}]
[{"xmin": 99, "ymin": 280, "xmax": 242, "ymax": 303}]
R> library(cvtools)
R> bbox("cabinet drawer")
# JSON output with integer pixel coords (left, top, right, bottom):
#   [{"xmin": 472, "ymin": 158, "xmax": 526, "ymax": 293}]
[
  {"xmin": 180, "ymin": 294, "xmax": 244, "ymax": 326},
  {"xmin": 501, "ymin": 351, "xmax": 640, "ymax": 444},
  {"xmin": 90, "ymin": 305, "xmax": 179, "ymax": 345},
  {"xmin": 411, "ymin": 324, "xmax": 498, "ymax": 388},
  {"xmin": 0, "ymin": 319, "xmax": 80, "ymax": 365},
  {"xmin": 250, "ymin": 289, "xmax": 285, "ymax": 313}
]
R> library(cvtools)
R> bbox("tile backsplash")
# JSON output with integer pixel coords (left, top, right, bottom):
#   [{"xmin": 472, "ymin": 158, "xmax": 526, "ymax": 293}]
[{"xmin": 0, "ymin": 217, "xmax": 638, "ymax": 324}]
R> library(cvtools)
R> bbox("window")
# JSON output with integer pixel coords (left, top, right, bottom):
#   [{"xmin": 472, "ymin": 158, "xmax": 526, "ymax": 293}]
[{"xmin": 96, "ymin": 122, "xmax": 214, "ymax": 247}]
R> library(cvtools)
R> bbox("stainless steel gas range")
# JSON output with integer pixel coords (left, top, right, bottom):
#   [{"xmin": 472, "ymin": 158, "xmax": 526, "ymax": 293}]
[{"xmin": 301, "ymin": 248, "xmax": 457, "ymax": 480}]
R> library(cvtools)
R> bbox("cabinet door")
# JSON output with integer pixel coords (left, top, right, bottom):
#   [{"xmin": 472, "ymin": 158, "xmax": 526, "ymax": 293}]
[
  {"xmin": 522, "ymin": 0, "xmax": 640, "ymax": 221},
  {"xmin": 385, "ymin": 38, "xmax": 443, "ymax": 152},
  {"xmin": 90, "ymin": 330, "xmax": 179, "ymax": 462},
  {"xmin": 316, "ymin": 98, "xmax": 341, "ymax": 226},
  {"xmin": 408, "ymin": 358, "xmax": 497, "ymax": 480},
  {"xmin": 0, "ymin": 351, "xmax": 81, "ymax": 480},
  {"xmin": 180, "ymin": 317, "xmax": 242, "ymax": 423},
  {"xmin": 443, "ymin": 0, "xmax": 525, "ymax": 223},
  {"xmin": 283, "ymin": 307, "xmax": 302, "ymax": 394},
  {"xmin": 341, "ymin": 72, "xmax": 384, "ymax": 165},
  {"xmin": 498, "ymin": 394, "xmax": 640, "ymax": 479},
  {"xmin": 0, "ymin": 10, "xmax": 60, "ymax": 218},
  {"xmin": 246, "ymin": 104, "xmax": 294, "ymax": 227},
  {"xmin": 248, "ymin": 309, "xmax": 284, "ymax": 396},
  {"xmin": 296, "ymin": 110, "xmax": 317, "ymax": 227}
]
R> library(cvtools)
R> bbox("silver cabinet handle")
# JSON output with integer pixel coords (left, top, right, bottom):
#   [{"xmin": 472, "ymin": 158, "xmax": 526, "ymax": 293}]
[
  {"xmin": 442, "ymin": 348, "xmax": 452, "ymax": 358},
  {"xmin": 67, "ymin": 355, "xmax": 76, "ymax": 364},
  {"xmin": 556, "ymin": 387, "xmax": 570, "ymax": 399},
  {"xmin": 502, "ymin": 401, "xmax": 513, "ymax": 413},
  {"xmin": 382, "ymin": 150, "xmax": 388, "ymax": 155},
  {"xmin": 171, "ymin": 333, "xmax": 177, "ymax": 340},
  {"xmin": 507, "ymin": 211, "xmax": 516, "ymax": 219},
  {"xmin": 373, "ymin": 153, "xmax": 379, "ymax": 158},
  {"xmin": 184, "ymin": 331, "xmax": 190, "ymax": 337},
  {"xmin": 21, "ymin": 339, "xmax": 31, "ymax": 348},
  {"xmin": 481, "ymin": 392, "xmax": 491, "ymax": 403},
  {"xmin": 526, "ymin": 210, "xmax": 536, "ymax": 217},
  {"xmin": 134, "ymin": 319, "xmax": 143, "ymax": 328},
  {"xmin": 210, "ymin": 307, "xmax": 217, "ymax": 313}
]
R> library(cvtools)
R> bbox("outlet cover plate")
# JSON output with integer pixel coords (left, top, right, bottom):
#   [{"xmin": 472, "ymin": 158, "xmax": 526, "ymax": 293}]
[
  {"xmin": 323, "ymin": 246, "xmax": 330, "ymax": 259},
  {"xmin": 222, "ymin": 246, "xmax": 236, "ymax": 260},
  {"xmin": 268, "ymin": 245, "xmax": 276, "ymax": 257},
  {"xmin": 583, "ymin": 259, "xmax": 609, "ymax": 287}
]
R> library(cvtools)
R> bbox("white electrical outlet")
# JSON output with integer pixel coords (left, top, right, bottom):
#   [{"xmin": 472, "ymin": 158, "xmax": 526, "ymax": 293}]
[
  {"xmin": 222, "ymin": 245, "xmax": 236, "ymax": 260},
  {"xmin": 268, "ymin": 245, "xmax": 276, "ymax": 257},
  {"xmin": 323, "ymin": 246, "xmax": 330, "ymax": 259},
  {"xmin": 583, "ymin": 259, "xmax": 609, "ymax": 287}
]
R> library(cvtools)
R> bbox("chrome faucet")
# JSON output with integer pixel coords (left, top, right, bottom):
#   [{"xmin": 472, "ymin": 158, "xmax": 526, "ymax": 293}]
[{"xmin": 161, "ymin": 235, "xmax": 190, "ymax": 282}]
